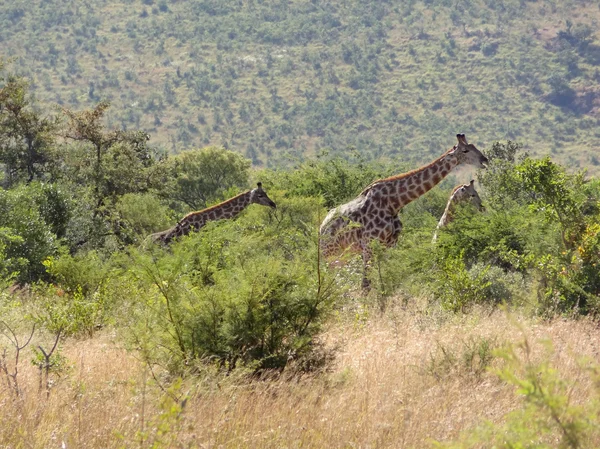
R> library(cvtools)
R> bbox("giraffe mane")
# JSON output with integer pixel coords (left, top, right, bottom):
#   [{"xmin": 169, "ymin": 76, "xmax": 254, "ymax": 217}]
[
  {"xmin": 180, "ymin": 190, "xmax": 250, "ymax": 220},
  {"xmin": 451, "ymin": 183, "xmax": 467, "ymax": 195},
  {"xmin": 359, "ymin": 145, "xmax": 457, "ymax": 196}
]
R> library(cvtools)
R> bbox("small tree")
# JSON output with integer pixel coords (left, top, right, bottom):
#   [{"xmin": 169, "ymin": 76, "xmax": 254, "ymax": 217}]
[
  {"xmin": 165, "ymin": 146, "xmax": 251, "ymax": 210},
  {"xmin": 62, "ymin": 102, "xmax": 169, "ymax": 247},
  {"xmin": 0, "ymin": 69, "xmax": 59, "ymax": 186},
  {"xmin": 516, "ymin": 157, "xmax": 585, "ymax": 249}
]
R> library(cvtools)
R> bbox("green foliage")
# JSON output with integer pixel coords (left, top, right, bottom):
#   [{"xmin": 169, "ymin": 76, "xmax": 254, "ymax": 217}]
[
  {"xmin": 517, "ymin": 157, "xmax": 586, "ymax": 248},
  {"xmin": 468, "ymin": 263, "xmax": 527, "ymax": 305},
  {"xmin": 0, "ymin": 228, "xmax": 26, "ymax": 283},
  {"xmin": 0, "ymin": 67, "xmax": 60, "ymax": 185},
  {"xmin": 43, "ymin": 250, "xmax": 109, "ymax": 296},
  {"xmin": 62, "ymin": 102, "xmax": 167, "ymax": 210},
  {"xmin": 435, "ymin": 254, "xmax": 491, "ymax": 313},
  {"xmin": 0, "ymin": 183, "xmax": 59, "ymax": 282},
  {"xmin": 121, "ymin": 195, "xmax": 339, "ymax": 375},
  {"xmin": 164, "ymin": 146, "xmax": 251, "ymax": 210},
  {"xmin": 477, "ymin": 140, "xmax": 526, "ymax": 208},
  {"xmin": 35, "ymin": 285, "xmax": 107, "ymax": 337},
  {"xmin": 114, "ymin": 192, "xmax": 173, "ymax": 242},
  {"xmin": 262, "ymin": 153, "xmax": 395, "ymax": 208}
]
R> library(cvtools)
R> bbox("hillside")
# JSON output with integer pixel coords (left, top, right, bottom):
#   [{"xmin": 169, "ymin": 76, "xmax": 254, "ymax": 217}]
[{"xmin": 2, "ymin": 0, "xmax": 600, "ymax": 168}]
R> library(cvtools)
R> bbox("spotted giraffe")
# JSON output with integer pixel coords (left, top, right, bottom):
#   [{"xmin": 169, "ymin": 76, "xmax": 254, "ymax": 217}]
[
  {"xmin": 432, "ymin": 180, "xmax": 484, "ymax": 243},
  {"xmin": 150, "ymin": 183, "xmax": 276, "ymax": 245},
  {"xmin": 319, "ymin": 134, "xmax": 488, "ymax": 289}
]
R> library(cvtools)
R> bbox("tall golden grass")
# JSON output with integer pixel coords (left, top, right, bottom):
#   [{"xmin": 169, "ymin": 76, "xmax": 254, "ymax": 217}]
[{"xmin": 1, "ymin": 300, "xmax": 599, "ymax": 448}]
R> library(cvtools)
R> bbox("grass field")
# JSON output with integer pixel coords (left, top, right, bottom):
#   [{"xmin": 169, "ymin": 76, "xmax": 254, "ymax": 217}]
[{"xmin": 2, "ymin": 298, "xmax": 598, "ymax": 448}]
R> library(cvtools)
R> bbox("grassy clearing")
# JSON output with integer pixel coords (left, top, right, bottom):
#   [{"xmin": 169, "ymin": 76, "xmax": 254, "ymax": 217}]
[{"xmin": 2, "ymin": 298, "xmax": 598, "ymax": 448}]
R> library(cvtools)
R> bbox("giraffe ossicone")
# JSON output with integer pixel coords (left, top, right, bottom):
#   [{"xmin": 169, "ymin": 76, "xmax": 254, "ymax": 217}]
[
  {"xmin": 432, "ymin": 179, "xmax": 484, "ymax": 243},
  {"xmin": 319, "ymin": 133, "xmax": 488, "ymax": 290},
  {"xmin": 150, "ymin": 182, "xmax": 276, "ymax": 245}
]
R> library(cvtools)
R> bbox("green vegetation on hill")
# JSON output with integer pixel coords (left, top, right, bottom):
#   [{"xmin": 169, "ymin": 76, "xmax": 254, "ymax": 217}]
[{"xmin": 2, "ymin": 0, "xmax": 600, "ymax": 168}]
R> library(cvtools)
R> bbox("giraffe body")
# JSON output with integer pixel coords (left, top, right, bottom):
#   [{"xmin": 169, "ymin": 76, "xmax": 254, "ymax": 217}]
[
  {"xmin": 433, "ymin": 180, "xmax": 483, "ymax": 243},
  {"xmin": 150, "ymin": 183, "xmax": 276, "ymax": 245},
  {"xmin": 320, "ymin": 134, "xmax": 488, "ymax": 289}
]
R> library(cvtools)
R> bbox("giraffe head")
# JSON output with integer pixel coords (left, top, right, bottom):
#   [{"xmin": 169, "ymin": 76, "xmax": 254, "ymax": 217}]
[
  {"xmin": 250, "ymin": 182, "xmax": 277, "ymax": 209},
  {"xmin": 456, "ymin": 179, "xmax": 484, "ymax": 211},
  {"xmin": 451, "ymin": 134, "xmax": 488, "ymax": 169}
]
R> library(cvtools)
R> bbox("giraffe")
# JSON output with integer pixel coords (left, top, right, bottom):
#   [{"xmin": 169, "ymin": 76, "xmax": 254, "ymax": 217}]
[
  {"xmin": 319, "ymin": 134, "xmax": 488, "ymax": 289},
  {"xmin": 150, "ymin": 182, "xmax": 276, "ymax": 245},
  {"xmin": 432, "ymin": 180, "xmax": 483, "ymax": 243}
]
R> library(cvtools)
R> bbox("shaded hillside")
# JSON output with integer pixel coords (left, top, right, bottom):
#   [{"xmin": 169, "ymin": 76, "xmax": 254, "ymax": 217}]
[{"xmin": 2, "ymin": 0, "xmax": 600, "ymax": 168}]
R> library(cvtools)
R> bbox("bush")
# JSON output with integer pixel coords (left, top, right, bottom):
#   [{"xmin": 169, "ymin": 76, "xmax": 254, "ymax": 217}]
[
  {"xmin": 434, "ymin": 254, "xmax": 491, "ymax": 313},
  {"xmin": 0, "ymin": 183, "xmax": 60, "ymax": 282},
  {"xmin": 41, "ymin": 250, "xmax": 119, "ymax": 336},
  {"xmin": 115, "ymin": 192, "xmax": 174, "ymax": 243},
  {"xmin": 261, "ymin": 153, "xmax": 395, "ymax": 208},
  {"xmin": 468, "ymin": 263, "xmax": 527, "ymax": 305},
  {"xmin": 121, "ymin": 195, "xmax": 340, "ymax": 375}
]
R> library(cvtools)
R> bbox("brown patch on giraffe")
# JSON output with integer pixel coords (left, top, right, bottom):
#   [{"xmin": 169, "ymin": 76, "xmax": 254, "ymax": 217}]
[
  {"xmin": 408, "ymin": 190, "xmax": 420, "ymax": 200},
  {"xmin": 389, "ymin": 196, "xmax": 401, "ymax": 211}
]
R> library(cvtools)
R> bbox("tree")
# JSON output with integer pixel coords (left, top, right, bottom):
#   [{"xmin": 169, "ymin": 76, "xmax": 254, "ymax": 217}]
[
  {"xmin": 62, "ymin": 102, "xmax": 165, "ymax": 215},
  {"xmin": 0, "ymin": 69, "xmax": 59, "ymax": 186},
  {"xmin": 165, "ymin": 146, "xmax": 251, "ymax": 210},
  {"xmin": 62, "ymin": 102, "xmax": 170, "ymax": 248},
  {"xmin": 516, "ymin": 157, "xmax": 585, "ymax": 249}
]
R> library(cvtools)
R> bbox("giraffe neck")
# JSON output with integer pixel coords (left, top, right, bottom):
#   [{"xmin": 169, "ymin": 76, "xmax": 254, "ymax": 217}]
[
  {"xmin": 166, "ymin": 190, "xmax": 253, "ymax": 241},
  {"xmin": 367, "ymin": 148, "xmax": 459, "ymax": 215},
  {"xmin": 440, "ymin": 188, "xmax": 467, "ymax": 227}
]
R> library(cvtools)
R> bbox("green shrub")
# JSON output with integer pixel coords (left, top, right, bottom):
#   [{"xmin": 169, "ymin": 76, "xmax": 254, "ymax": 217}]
[
  {"xmin": 261, "ymin": 153, "xmax": 395, "ymax": 208},
  {"xmin": 0, "ymin": 183, "xmax": 59, "ymax": 282},
  {"xmin": 115, "ymin": 192, "xmax": 173, "ymax": 243},
  {"xmin": 434, "ymin": 254, "xmax": 491, "ymax": 313},
  {"xmin": 122, "ymin": 195, "xmax": 340, "ymax": 375},
  {"xmin": 468, "ymin": 263, "xmax": 528, "ymax": 306}
]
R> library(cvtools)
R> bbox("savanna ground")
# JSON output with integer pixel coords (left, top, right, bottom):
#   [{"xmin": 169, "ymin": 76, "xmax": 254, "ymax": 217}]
[{"xmin": 3, "ymin": 297, "xmax": 599, "ymax": 449}]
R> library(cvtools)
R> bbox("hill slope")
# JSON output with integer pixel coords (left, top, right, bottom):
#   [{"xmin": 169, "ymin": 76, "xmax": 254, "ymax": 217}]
[{"xmin": 2, "ymin": 0, "xmax": 600, "ymax": 168}]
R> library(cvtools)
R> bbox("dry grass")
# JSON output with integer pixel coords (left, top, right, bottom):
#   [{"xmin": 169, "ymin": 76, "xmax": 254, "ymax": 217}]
[{"xmin": 2, "ymin": 300, "xmax": 600, "ymax": 449}]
